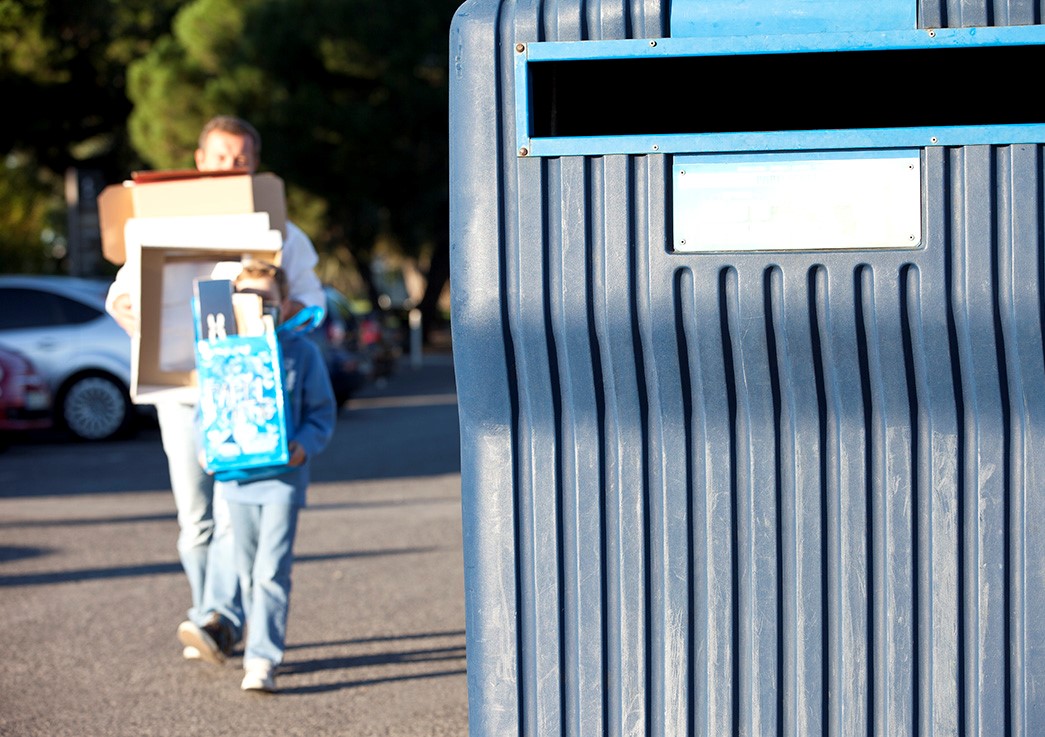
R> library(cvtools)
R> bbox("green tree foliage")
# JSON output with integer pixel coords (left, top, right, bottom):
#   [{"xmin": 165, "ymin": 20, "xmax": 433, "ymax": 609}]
[
  {"xmin": 1, "ymin": 0, "xmax": 183, "ymax": 176},
  {"xmin": 126, "ymin": 0, "xmax": 458, "ymax": 317},
  {"xmin": 0, "ymin": 0, "xmax": 182, "ymax": 271},
  {"xmin": 0, "ymin": 0, "xmax": 458, "ymax": 332},
  {"xmin": 0, "ymin": 152, "xmax": 59, "ymax": 272}
]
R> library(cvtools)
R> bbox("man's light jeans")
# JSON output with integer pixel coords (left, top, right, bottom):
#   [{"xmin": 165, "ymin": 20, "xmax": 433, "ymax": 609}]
[{"xmin": 157, "ymin": 401, "xmax": 242, "ymax": 637}]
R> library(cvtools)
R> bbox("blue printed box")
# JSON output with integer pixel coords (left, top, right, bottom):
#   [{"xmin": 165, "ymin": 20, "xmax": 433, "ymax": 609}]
[{"xmin": 196, "ymin": 333, "xmax": 289, "ymax": 473}]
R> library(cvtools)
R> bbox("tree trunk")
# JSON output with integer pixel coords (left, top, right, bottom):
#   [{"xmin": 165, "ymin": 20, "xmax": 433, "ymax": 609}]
[{"xmin": 417, "ymin": 232, "xmax": 449, "ymax": 344}]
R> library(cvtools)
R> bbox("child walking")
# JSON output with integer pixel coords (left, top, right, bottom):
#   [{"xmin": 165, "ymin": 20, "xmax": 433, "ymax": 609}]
[{"xmin": 187, "ymin": 259, "xmax": 337, "ymax": 692}]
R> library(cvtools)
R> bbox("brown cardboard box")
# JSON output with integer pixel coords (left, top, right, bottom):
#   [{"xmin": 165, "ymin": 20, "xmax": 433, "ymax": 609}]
[
  {"xmin": 123, "ymin": 212, "xmax": 283, "ymax": 404},
  {"xmin": 97, "ymin": 171, "xmax": 287, "ymax": 265}
]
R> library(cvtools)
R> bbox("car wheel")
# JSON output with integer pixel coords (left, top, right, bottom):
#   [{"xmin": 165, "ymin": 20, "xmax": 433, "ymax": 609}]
[{"xmin": 59, "ymin": 373, "xmax": 133, "ymax": 441}]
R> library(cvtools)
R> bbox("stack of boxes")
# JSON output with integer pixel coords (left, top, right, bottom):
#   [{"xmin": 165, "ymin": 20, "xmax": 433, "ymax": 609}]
[
  {"xmin": 98, "ymin": 170, "xmax": 290, "ymax": 471},
  {"xmin": 97, "ymin": 170, "xmax": 286, "ymax": 404}
]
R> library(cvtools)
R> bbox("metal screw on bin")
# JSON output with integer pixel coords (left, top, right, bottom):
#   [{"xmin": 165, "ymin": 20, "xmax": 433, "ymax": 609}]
[
  {"xmin": 928, "ymin": 29, "xmax": 936, "ymax": 38},
  {"xmin": 931, "ymin": 137, "xmax": 938, "ymax": 144},
  {"xmin": 680, "ymin": 239, "xmax": 686, "ymax": 246},
  {"xmin": 652, "ymin": 144, "xmax": 659, "ymax": 151},
  {"xmin": 516, "ymin": 43, "xmax": 525, "ymax": 52},
  {"xmin": 649, "ymin": 40, "xmax": 657, "ymax": 47},
  {"xmin": 519, "ymin": 147, "xmax": 529, "ymax": 157}
]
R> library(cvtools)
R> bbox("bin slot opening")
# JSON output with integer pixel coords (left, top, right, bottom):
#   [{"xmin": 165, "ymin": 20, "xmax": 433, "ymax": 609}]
[{"xmin": 528, "ymin": 45, "xmax": 1045, "ymax": 138}]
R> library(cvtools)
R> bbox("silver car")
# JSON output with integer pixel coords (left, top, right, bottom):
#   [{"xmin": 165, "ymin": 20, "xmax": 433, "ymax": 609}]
[{"xmin": 0, "ymin": 274, "xmax": 138, "ymax": 441}]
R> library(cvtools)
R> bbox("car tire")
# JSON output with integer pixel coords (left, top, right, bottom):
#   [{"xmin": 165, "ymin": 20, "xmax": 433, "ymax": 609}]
[{"xmin": 58, "ymin": 372, "xmax": 134, "ymax": 441}]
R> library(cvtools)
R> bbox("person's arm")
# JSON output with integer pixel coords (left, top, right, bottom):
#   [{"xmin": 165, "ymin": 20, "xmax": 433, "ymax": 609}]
[
  {"xmin": 287, "ymin": 340, "xmax": 337, "ymax": 465},
  {"xmin": 105, "ymin": 263, "xmax": 138, "ymax": 336},
  {"xmin": 279, "ymin": 222, "xmax": 325, "ymax": 320}
]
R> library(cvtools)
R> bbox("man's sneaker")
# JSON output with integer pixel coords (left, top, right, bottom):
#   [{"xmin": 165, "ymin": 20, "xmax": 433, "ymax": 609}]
[
  {"xmin": 241, "ymin": 658, "xmax": 276, "ymax": 693},
  {"xmin": 176, "ymin": 614, "xmax": 234, "ymax": 666},
  {"xmin": 182, "ymin": 645, "xmax": 202, "ymax": 660}
]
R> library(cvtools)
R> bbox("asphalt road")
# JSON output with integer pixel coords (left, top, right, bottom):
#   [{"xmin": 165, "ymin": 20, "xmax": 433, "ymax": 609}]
[{"xmin": 0, "ymin": 352, "xmax": 468, "ymax": 737}]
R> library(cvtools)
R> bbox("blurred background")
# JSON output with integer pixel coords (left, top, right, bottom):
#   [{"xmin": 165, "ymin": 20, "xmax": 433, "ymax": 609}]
[
  {"xmin": 0, "ymin": 0, "xmax": 459, "ymax": 341},
  {"xmin": 0, "ymin": 0, "xmax": 462, "ymax": 443}
]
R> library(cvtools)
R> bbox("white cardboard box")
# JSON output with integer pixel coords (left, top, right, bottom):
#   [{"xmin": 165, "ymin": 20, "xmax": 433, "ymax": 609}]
[
  {"xmin": 123, "ymin": 212, "xmax": 283, "ymax": 405},
  {"xmin": 98, "ymin": 171, "xmax": 286, "ymax": 265}
]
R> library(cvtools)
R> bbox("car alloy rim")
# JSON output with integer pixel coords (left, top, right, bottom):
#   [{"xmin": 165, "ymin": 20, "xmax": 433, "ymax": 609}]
[{"xmin": 63, "ymin": 376, "xmax": 125, "ymax": 440}]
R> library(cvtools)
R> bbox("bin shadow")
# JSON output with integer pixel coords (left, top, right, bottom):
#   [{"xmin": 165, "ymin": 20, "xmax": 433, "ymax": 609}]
[
  {"xmin": 0, "ymin": 546, "xmax": 441, "ymax": 588},
  {"xmin": 276, "ymin": 629, "xmax": 468, "ymax": 695}
]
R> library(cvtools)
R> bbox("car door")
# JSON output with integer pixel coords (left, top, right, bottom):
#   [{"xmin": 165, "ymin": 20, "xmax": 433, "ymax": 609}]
[{"xmin": 0, "ymin": 285, "xmax": 98, "ymax": 393}]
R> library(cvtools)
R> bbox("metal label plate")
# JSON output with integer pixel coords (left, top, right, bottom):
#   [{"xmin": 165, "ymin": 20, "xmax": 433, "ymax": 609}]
[{"xmin": 672, "ymin": 150, "xmax": 922, "ymax": 252}]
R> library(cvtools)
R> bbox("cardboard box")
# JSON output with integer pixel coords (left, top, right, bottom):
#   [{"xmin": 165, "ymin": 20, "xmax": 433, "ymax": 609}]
[
  {"xmin": 123, "ymin": 212, "xmax": 283, "ymax": 404},
  {"xmin": 97, "ymin": 171, "xmax": 287, "ymax": 265}
]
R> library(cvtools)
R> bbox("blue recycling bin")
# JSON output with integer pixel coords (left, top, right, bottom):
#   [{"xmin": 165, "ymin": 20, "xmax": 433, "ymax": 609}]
[{"xmin": 450, "ymin": 1, "xmax": 1045, "ymax": 734}]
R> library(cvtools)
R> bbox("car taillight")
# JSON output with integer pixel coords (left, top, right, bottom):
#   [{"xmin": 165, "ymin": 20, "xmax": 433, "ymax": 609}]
[
  {"xmin": 13, "ymin": 372, "xmax": 51, "ymax": 403},
  {"xmin": 360, "ymin": 319, "xmax": 381, "ymax": 346}
]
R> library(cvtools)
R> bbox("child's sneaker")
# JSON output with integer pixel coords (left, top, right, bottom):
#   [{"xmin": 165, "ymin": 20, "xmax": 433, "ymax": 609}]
[
  {"xmin": 177, "ymin": 615, "xmax": 234, "ymax": 666},
  {"xmin": 241, "ymin": 658, "xmax": 276, "ymax": 693}
]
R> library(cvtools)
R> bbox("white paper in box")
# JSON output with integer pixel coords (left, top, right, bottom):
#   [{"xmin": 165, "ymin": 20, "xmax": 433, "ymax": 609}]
[{"xmin": 122, "ymin": 212, "xmax": 283, "ymax": 405}]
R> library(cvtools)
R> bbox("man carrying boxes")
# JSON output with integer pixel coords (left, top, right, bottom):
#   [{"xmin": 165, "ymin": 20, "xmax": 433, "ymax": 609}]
[{"xmin": 101, "ymin": 116, "xmax": 326, "ymax": 666}]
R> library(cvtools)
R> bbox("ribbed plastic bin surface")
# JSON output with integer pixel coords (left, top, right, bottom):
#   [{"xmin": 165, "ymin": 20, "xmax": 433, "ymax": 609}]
[{"xmin": 450, "ymin": 2, "xmax": 1045, "ymax": 735}]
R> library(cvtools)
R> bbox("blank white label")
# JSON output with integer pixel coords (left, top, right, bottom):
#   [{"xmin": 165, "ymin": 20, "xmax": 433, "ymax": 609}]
[{"xmin": 673, "ymin": 151, "xmax": 922, "ymax": 252}]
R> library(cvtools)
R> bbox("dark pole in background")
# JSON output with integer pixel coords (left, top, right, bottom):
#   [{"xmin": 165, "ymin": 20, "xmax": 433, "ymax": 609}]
[{"xmin": 65, "ymin": 167, "xmax": 106, "ymax": 277}]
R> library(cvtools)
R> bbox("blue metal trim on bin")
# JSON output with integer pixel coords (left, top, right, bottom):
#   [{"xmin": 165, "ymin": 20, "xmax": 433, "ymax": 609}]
[
  {"xmin": 521, "ymin": 25, "xmax": 1045, "ymax": 61},
  {"xmin": 513, "ymin": 47, "xmax": 529, "ymax": 156},
  {"xmin": 520, "ymin": 125, "xmax": 1045, "ymax": 158},
  {"xmin": 670, "ymin": 0, "xmax": 916, "ymax": 37},
  {"xmin": 514, "ymin": 25, "xmax": 1045, "ymax": 157}
]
